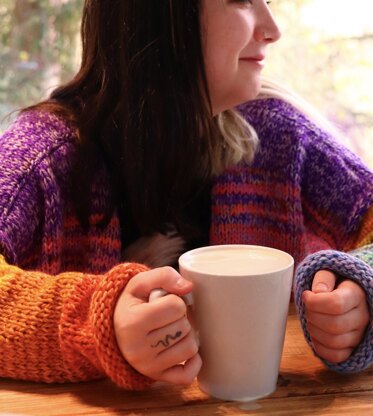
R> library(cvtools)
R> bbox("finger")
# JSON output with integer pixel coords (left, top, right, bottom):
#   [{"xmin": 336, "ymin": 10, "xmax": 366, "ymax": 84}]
[
  {"xmin": 159, "ymin": 353, "xmax": 202, "ymax": 386},
  {"xmin": 307, "ymin": 321, "xmax": 363, "ymax": 350},
  {"xmin": 302, "ymin": 287, "xmax": 358, "ymax": 315},
  {"xmin": 306, "ymin": 307, "xmax": 365, "ymax": 335},
  {"xmin": 127, "ymin": 267, "xmax": 193, "ymax": 301},
  {"xmin": 311, "ymin": 339, "xmax": 353, "ymax": 363},
  {"xmin": 156, "ymin": 330, "xmax": 199, "ymax": 370},
  {"xmin": 148, "ymin": 316, "xmax": 192, "ymax": 352},
  {"xmin": 337, "ymin": 279, "xmax": 367, "ymax": 306},
  {"xmin": 143, "ymin": 294, "xmax": 189, "ymax": 330},
  {"xmin": 311, "ymin": 270, "xmax": 337, "ymax": 293}
]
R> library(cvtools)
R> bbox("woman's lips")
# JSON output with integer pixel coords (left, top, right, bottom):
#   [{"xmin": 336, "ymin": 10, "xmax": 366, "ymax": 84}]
[
  {"xmin": 240, "ymin": 54, "xmax": 265, "ymax": 61},
  {"xmin": 239, "ymin": 56, "xmax": 265, "ymax": 67}
]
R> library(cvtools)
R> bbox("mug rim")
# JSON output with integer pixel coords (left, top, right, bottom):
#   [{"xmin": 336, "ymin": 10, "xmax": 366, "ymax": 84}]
[{"xmin": 178, "ymin": 244, "xmax": 294, "ymax": 277}]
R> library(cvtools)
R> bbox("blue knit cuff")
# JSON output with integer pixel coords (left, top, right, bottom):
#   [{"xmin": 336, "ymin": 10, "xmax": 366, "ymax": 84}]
[{"xmin": 294, "ymin": 250, "xmax": 373, "ymax": 373}]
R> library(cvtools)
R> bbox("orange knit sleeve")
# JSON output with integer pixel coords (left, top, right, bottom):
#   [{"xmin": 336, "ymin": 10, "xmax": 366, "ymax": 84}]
[{"xmin": 0, "ymin": 255, "xmax": 153, "ymax": 390}]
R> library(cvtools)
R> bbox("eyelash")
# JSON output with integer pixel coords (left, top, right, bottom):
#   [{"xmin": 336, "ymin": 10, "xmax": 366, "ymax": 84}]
[{"xmin": 234, "ymin": 0, "xmax": 272, "ymax": 4}]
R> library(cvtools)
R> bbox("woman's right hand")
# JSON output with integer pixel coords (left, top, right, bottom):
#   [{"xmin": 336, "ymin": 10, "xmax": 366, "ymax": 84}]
[{"xmin": 113, "ymin": 266, "xmax": 202, "ymax": 385}]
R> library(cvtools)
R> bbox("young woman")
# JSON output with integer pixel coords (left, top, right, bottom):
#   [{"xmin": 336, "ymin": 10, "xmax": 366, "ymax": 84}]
[{"xmin": 0, "ymin": 0, "xmax": 372, "ymax": 389}]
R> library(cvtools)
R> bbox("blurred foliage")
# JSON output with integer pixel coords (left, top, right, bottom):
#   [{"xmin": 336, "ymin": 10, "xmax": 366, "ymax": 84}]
[
  {"xmin": 266, "ymin": 0, "xmax": 373, "ymax": 168},
  {"xmin": 0, "ymin": 0, "xmax": 372, "ymax": 167},
  {"xmin": 0, "ymin": 0, "xmax": 82, "ymax": 120}
]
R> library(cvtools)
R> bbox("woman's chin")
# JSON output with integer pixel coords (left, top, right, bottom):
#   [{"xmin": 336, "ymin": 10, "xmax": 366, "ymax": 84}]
[{"xmin": 212, "ymin": 87, "xmax": 262, "ymax": 114}]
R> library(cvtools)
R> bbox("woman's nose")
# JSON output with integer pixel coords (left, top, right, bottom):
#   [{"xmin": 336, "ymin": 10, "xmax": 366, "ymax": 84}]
[{"xmin": 254, "ymin": 8, "xmax": 282, "ymax": 43}]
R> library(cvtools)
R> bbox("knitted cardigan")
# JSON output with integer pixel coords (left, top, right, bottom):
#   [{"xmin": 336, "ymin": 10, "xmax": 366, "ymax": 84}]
[{"xmin": 0, "ymin": 98, "xmax": 372, "ymax": 389}]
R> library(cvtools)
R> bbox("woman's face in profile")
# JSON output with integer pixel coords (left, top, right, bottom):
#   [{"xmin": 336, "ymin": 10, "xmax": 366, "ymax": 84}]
[{"xmin": 200, "ymin": 0, "xmax": 281, "ymax": 115}]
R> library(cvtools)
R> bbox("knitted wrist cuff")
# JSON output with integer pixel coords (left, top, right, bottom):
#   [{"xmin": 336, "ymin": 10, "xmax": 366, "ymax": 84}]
[
  {"xmin": 294, "ymin": 250, "xmax": 373, "ymax": 373},
  {"xmin": 91, "ymin": 262, "xmax": 154, "ymax": 389}
]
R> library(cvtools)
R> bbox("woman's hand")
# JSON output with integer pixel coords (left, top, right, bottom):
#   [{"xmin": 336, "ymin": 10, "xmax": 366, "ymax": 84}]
[
  {"xmin": 114, "ymin": 266, "xmax": 201, "ymax": 385},
  {"xmin": 302, "ymin": 270, "xmax": 370, "ymax": 363}
]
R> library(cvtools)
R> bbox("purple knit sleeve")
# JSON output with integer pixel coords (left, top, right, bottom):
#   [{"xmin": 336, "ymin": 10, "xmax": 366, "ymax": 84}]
[
  {"xmin": 294, "ymin": 249, "xmax": 373, "ymax": 373},
  {"xmin": 0, "ymin": 111, "xmax": 75, "ymax": 264},
  {"xmin": 239, "ymin": 98, "xmax": 373, "ymax": 252}
]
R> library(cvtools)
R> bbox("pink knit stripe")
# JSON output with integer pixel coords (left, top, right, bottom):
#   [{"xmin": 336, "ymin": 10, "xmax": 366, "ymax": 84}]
[
  {"xmin": 212, "ymin": 203, "xmax": 302, "ymax": 223},
  {"xmin": 213, "ymin": 181, "xmax": 296, "ymax": 198},
  {"xmin": 302, "ymin": 201, "xmax": 343, "ymax": 247}
]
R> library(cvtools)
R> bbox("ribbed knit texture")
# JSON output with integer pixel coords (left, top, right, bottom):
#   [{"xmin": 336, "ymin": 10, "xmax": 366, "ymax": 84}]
[
  {"xmin": 0, "ymin": 255, "xmax": 150, "ymax": 388},
  {"xmin": 294, "ymin": 247, "xmax": 373, "ymax": 372},
  {"xmin": 0, "ymin": 98, "xmax": 372, "ymax": 386}
]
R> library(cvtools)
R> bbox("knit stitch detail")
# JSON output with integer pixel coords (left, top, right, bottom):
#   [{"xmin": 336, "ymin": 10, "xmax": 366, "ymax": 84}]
[
  {"xmin": 351, "ymin": 206, "xmax": 373, "ymax": 250},
  {"xmin": 1, "ymin": 99, "xmax": 372, "ymax": 385},
  {"xmin": 0, "ymin": 111, "xmax": 122, "ymax": 273},
  {"xmin": 0, "ymin": 254, "xmax": 153, "ymax": 388},
  {"xmin": 294, "ymin": 249, "xmax": 373, "ymax": 372},
  {"xmin": 349, "ymin": 244, "xmax": 373, "ymax": 269},
  {"xmin": 91, "ymin": 262, "xmax": 153, "ymax": 390},
  {"xmin": 240, "ymin": 98, "xmax": 373, "ymax": 242}
]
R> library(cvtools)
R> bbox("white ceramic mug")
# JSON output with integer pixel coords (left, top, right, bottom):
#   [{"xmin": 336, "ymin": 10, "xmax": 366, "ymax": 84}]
[{"xmin": 151, "ymin": 244, "xmax": 294, "ymax": 402}]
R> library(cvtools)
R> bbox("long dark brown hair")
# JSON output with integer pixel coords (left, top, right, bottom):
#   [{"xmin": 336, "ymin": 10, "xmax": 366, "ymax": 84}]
[{"xmin": 28, "ymin": 0, "xmax": 226, "ymax": 245}]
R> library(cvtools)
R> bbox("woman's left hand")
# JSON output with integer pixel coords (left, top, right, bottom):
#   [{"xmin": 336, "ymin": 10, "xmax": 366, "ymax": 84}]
[{"xmin": 302, "ymin": 270, "xmax": 370, "ymax": 363}]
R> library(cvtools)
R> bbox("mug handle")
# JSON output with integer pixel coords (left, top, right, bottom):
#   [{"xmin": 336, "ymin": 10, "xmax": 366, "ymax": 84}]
[{"xmin": 149, "ymin": 288, "xmax": 194, "ymax": 306}]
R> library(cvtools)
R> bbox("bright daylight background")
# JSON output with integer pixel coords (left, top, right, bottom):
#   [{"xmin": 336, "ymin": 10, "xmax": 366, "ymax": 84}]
[
  {"xmin": 265, "ymin": 0, "xmax": 373, "ymax": 167},
  {"xmin": 0, "ymin": 0, "xmax": 372, "ymax": 168}
]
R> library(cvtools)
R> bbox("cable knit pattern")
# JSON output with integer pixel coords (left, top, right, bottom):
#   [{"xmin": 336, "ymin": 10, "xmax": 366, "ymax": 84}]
[
  {"xmin": 0, "ymin": 97, "xmax": 372, "ymax": 385},
  {"xmin": 294, "ymin": 249, "xmax": 373, "ymax": 372}
]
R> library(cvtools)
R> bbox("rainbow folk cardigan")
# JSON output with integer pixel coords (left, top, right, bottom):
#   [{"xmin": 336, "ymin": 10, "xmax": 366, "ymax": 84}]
[{"xmin": 0, "ymin": 98, "xmax": 372, "ymax": 389}]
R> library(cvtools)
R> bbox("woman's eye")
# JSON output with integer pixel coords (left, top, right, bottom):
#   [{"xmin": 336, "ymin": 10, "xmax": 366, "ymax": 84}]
[
  {"xmin": 230, "ymin": 0, "xmax": 272, "ymax": 6},
  {"xmin": 232, "ymin": 0, "xmax": 272, "ymax": 5},
  {"xmin": 233, "ymin": 0, "xmax": 253, "ymax": 4}
]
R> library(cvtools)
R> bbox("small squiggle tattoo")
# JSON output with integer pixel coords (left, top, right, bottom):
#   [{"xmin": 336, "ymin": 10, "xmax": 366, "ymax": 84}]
[{"xmin": 151, "ymin": 331, "xmax": 183, "ymax": 348}]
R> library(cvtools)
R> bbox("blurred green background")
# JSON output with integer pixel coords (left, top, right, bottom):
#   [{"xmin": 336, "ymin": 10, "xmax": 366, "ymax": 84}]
[{"xmin": 1, "ymin": 0, "xmax": 372, "ymax": 168}]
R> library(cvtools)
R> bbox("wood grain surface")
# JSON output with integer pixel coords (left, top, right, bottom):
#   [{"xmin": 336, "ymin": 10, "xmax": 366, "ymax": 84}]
[{"xmin": 1, "ymin": 304, "xmax": 372, "ymax": 415}]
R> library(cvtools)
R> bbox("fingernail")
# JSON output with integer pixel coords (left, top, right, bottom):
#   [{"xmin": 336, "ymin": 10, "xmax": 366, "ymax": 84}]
[
  {"xmin": 314, "ymin": 283, "xmax": 329, "ymax": 293},
  {"xmin": 176, "ymin": 277, "xmax": 189, "ymax": 288}
]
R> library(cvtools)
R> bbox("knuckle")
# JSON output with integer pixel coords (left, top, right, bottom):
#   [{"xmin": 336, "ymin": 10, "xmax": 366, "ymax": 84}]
[
  {"xmin": 181, "ymin": 317, "xmax": 192, "ymax": 334},
  {"xmin": 141, "ymin": 360, "xmax": 160, "ymax": 377},
  {"xmin": 162, "ymin": 265, "xmax": 178, "ymax": 276},
  {"xmin": 313, "ymin": 343, "xmax": 346, "ymax": 363},
  {"xmin": 167, "ymin": 295, "xmax": 187, "ymax": 316},
  {"xmin": 329, "ymin": 293, "xmax": 345, "ymax": 315},
  {"xmin": 350, "ymin": 280, "xmax": 365, "ymax": 297},
  {"xmin": 186, "ymin": 340, "xmax": 199, "ymax": 357},
  {"xmin": 328, "ymin": 350, "xmax": 351, "ymax": 363},
  {"xmin": 353, "ymin": 330, "xmax": 366, "ymax": 347},
  {"xmin": 328, "ymin": 320, "xmax": 345, "ymax": 335},
  {"xmin": 362, "ymin": 312, "xmax": 370, "ymax": 327},
  {"xmin": 326, "ymin": 335, "xmax": 345, "ymax": 350}
]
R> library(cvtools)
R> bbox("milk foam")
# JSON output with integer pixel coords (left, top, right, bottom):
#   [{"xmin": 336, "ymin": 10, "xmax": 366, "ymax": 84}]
[{"xmin": 181, "ymin": 246, "xmax": 292, "ymax": 275}]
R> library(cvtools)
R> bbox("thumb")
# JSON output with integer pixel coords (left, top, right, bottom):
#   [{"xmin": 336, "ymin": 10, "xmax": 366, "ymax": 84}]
[
  {"xmin": 311, "ymin": 270, "xmax": 337, "ymax": 293},
  {"xmin": 127, "ymin": 266, "xmax": 193, "ymax": 301}
]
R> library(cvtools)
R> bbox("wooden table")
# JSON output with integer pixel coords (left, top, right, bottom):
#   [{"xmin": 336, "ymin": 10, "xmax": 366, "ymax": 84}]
[{"xmin": 1, "ymin": 304, "xmax": 373, "ymax": 415}]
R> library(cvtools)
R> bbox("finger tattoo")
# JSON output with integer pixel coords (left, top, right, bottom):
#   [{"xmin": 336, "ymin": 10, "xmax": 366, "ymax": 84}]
[{"xmin": 151, "ymin": 331, "xmax": 183, "ymax": 348}]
